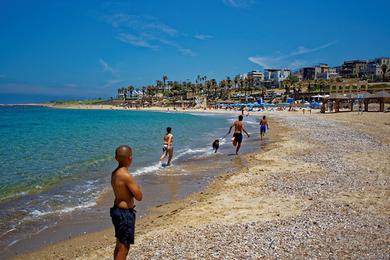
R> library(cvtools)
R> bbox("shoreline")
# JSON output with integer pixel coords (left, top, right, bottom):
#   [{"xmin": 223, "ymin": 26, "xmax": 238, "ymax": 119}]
[
  {"xmin": 4, "ymin": 109, "xmax": 260, "ymax": 259},
  {"xmin": 12, "ymin": 111, "xmax": 390, "ymax": 259},
  {"xmin": 13, "ymin": 114, "xmax": 276, "ymax": 260},
  {"xmin": 39, "ymin": 103, "xmax": 282, "ymax": 115}
]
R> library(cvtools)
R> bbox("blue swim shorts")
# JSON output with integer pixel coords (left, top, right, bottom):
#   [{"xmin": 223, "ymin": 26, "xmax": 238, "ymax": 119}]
[
  {"xmin": 260, "ymin": 125, "xmax": 267, "ymax": 133},
  {"xmin": 110, "ymin": 206, "xmax": 136, "ymax": 245}
]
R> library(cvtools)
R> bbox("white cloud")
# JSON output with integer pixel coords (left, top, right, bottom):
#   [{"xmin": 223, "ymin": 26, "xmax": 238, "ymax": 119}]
[
  {"xmin": 103, "ymin": 13, "xmax": 195, "ymax": 57},
  {"xmin": 99, "ymin": 58, "xmax": 117, "ymax": 75},
  {"xmin": 223, "ymin": 0, "xmax": 256, "ymax": 8},
  {"xmin": 248, "ymin": 41, "xmax": 337, "ymax": 69},
  {"xmin": 281, "ymin": 41, "xmax": 337, "ymax": 59},
  {"xmin": 179, "ymin": 48, "xmax": 197, "ymax": 57},
  {"xmin": 158, "ymin": 38, "xmax": 197, "ymax": 57},
  {"xmin": 104, "ymin": 14, "xmax": 177, "ymax": 36},
  {"xmin": 117, "ymin": 33, "xmax": 159, "ymax": 49},
  {"xmin": 248, "ymin": 56, "xmax": 271, "ymax": 68},
  {"xmin": 194, "ymin": 34, "xmax": 212, "ymax": 40}
]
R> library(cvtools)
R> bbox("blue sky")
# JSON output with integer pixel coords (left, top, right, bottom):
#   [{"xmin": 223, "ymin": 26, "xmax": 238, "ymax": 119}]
[{"xmin": 0, "ymin": 0, "xmax": 389, "ymax": 103}]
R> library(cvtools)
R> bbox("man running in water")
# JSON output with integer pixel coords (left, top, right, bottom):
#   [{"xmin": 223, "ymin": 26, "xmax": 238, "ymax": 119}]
[
  {"xmin": 160, "ymin": 127, "xmax": 174, "ymax": 166},
  {"xmin": 259, "ymin": 115, "xmax": 269, "ymax": 140},
  {"xmin": 228, "ymin": 115, "xmax": 250, "ymax": 155}
]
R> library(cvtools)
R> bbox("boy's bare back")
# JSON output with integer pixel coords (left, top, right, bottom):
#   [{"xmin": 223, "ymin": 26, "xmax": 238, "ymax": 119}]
[{"xmin": 233, "ymin": 121, "xmax": 244, "ymax": 133}]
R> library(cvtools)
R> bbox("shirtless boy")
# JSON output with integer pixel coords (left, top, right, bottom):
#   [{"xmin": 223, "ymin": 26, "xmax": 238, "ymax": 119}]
[
  {"xmin": 160, "ymin": 127, "xmax": 174, "ymax": 166},
  {"xmin": 228, "ymin": 115, "xmax": 250, "ymax": 155},
  {"xmin": 259, "ymin": 115, "xmax": 269, "ymax": 140},
  {"xmin": 110, "ymin": 145, "xmax": 143, "ymax": 260}
]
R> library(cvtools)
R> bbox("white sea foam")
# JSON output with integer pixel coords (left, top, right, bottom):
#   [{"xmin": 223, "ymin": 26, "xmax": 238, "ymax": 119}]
[
  {"xmin": 175, "ymin": 147, "xmax": 210, "ymax": 159},
  {"xmin": 29, "ymin": 201, "xmax": 97, "ymax": 218},
  {"xmin": 188, "ymin": 113, "xmax": 221, "ymax": 117},
  {"xmin": 133, "ymin": 146, "xmax": 216, "ymax": 175},
  {"xmin": 133, "ymin": 162, "xmax": 162, "ymax": 175},
  {"xmin": 7, "ymin": 239, "xmax": 19, "ymax": 247},
  {"xmin": 0, "ymin": 227, "xmax": 16, "ymax": 238},
  {"xmin": 246, "ymin": 120, "xmax": 260, "ymax": 125},
  {"xmin": 34, "ymin": 225, "xmax": 48, "ymax": 235}
]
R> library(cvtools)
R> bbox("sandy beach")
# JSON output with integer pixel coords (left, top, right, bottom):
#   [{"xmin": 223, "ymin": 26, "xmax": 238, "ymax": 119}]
[{"xmin": 15, "ymin": 110, "xmax": 390, "ymax": 259}]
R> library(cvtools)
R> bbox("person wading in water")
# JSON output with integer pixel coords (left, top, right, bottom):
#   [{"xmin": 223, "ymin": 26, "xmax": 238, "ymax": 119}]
[
  {"xmin": 160, "ymin": 127, "xmax": 174, "ymax": 166},
  {"xmin": 228, "ymin": 115, "xmax": 250, "ymax": 155}
]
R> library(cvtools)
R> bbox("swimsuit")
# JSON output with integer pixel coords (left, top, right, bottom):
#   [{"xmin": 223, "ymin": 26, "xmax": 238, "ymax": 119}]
[
  {"xmin": 110, "ymin": 205, "xmax": 136, "ymax": 245},
  {"xmin": 233, "ymin": 132, "xmax": 243, "ymax": 144},
  {"xmin": 260, "ymin": 125, "xmax": 267, "ymax": 133}
]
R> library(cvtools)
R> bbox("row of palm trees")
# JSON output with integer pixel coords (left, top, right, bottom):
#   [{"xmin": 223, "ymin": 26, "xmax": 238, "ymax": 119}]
[
  {"xmin": 117, "ymin": 75, "xmax": 272, "ymax": 101},
  {"xmin": 117, "ymin": 85, "xmax": 134, "ymax": 99},
  {"xmin": 117, "ymin": 75, "xmax": 365, "ymax": 102}
]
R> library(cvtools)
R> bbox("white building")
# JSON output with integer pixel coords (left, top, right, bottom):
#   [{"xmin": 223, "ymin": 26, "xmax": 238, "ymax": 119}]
[
  {"xmin": 367, "ymin": 57, "xmax": 390, "ymax": 79},
  {"xmin": 247, "ymin": 70, "xmax": 264, "ymax": 87},
  {"xmin": 247, "ymin": 70, "xmax": 264, "ymax": 81},
  {"xmin": 264, "ymin": 69, "xmax": 291, "ymax": 82}
]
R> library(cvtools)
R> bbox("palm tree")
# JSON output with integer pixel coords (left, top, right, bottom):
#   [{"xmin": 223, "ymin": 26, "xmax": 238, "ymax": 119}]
[
  {"xmin": 156, "ymin": 80, "xmax": 163, "ymax": 93},
  {"xmin": 204, "ymin": 80, "xmax": 211, "ymax": 98},
  {"xmin": 239, "ymin": 78, "xmax": 245, "ymax": 95},
  {"xmin": 381, "ymin": 64, "xmax": 389, "ymax": 81},
  {"xmin": 162, "ymin": 75, "xmax": 168, "ymax": 91},
  {"xmin": 123, "ymin": 87, "xmax": 128, "ymax": 99},
  {"xmin": 243, "ymin": 78, "xmax": 249, "ymax": 100},
  {"xmin": 260, "ymin": 87, "xmax": 267, "ymax": 99},
  {"xmin": 210, "ymin": 79, "xmax": 218, "ymax": 100},
  {"xmin": 219, "ymin": 80, "xmax": 227, "ymax": 99},
  {"xmin": 319, "ymin": 79, "xmax": 327, "ymax": 93},
  {"xmin": 225, "ymin": 77, "xmax": 233, "ymax": 99},
  {"xmin": 234, "ymin": 77, "xmax": 239, "ymax": 91},
  {"xmin": 127, "ymin": 85, "xmax": 134, "ymax": 97},
  {"xmin": 283, "ymin": 80, "xmax": 291, "ymax": 95},
  {"xmin": 188, "ymin": 82, "xmax": 196, "ymax": 97}
]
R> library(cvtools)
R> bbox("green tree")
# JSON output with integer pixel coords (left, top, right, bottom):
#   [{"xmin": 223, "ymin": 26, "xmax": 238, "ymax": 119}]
[
  {"xmin": 381, "ymin": 64, "xmax": 389, "ymax": 81},
  {"xmin": 127, "ymin": 85, "xmax": 134, "ymax": 97},
  {"xmin": 162, "ymin": 75, "xmax": 168, "ymax": 90}
]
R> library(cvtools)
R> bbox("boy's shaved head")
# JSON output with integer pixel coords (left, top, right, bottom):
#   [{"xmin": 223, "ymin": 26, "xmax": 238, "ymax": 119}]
[{"xmin": 115, "ymin": 145, "xmax": 132, "ymax": 164}]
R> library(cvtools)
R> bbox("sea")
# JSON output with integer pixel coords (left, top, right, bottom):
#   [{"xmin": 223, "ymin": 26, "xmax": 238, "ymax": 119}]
[{"xmin": 0, "ymin": 106, "xmax": 261, "ymax": 258}]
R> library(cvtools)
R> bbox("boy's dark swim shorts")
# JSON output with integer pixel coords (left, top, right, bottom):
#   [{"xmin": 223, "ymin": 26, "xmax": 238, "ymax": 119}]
[
  {"xmin": 233, "ymin": 132, "xmax": 243, "ymax": 144},
  {"xmin": 110, "ymin": 206, "xmax": 136, "ymax": 245}
]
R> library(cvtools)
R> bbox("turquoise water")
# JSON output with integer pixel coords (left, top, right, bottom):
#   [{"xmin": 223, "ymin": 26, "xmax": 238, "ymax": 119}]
[
  {"xmin": 0, "ymin": 107, "xmax": 227, "ymax": 200},
  {"xmin": 0, "ymin": 106, "xmax": 231, "ymax": 248}
]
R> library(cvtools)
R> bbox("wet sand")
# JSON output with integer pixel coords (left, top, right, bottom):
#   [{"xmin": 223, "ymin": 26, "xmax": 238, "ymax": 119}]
[{"xmin": 14, "ymin": 111, "xmax": 390, "ymax": 259}]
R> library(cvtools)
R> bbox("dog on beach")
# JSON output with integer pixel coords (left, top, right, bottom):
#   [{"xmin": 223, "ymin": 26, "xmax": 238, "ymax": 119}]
[{"xmin": 212, "ymin": 139, "xmax": 220, "ymax": 153}]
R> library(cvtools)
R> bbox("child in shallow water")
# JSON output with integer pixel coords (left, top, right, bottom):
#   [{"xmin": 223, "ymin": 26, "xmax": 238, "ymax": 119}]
[{"xmin": 259, "ymin": 115, "xmax": 269, "ymax": 140}]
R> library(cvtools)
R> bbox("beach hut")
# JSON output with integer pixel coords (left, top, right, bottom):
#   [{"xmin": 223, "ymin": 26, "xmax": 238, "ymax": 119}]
[{"xmin": 321, "ymin": 90, "xmax": 390, "ymax": 113}]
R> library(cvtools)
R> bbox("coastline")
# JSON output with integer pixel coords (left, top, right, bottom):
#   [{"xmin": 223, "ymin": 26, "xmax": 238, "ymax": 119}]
[
  {"xmin": 3, "ymin": 107, "xmax": 259, "ymax": 259},
  {"xmin": 13, "ymin": 111, "xmax": 390, "ymax": 259},
  {"xmin": 12, "ymin": 110, "xmax": 272, "ymax": 260},
  {"xmin": 39, "ymin": 103, "xmax": 264, "ymax": 115}
]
